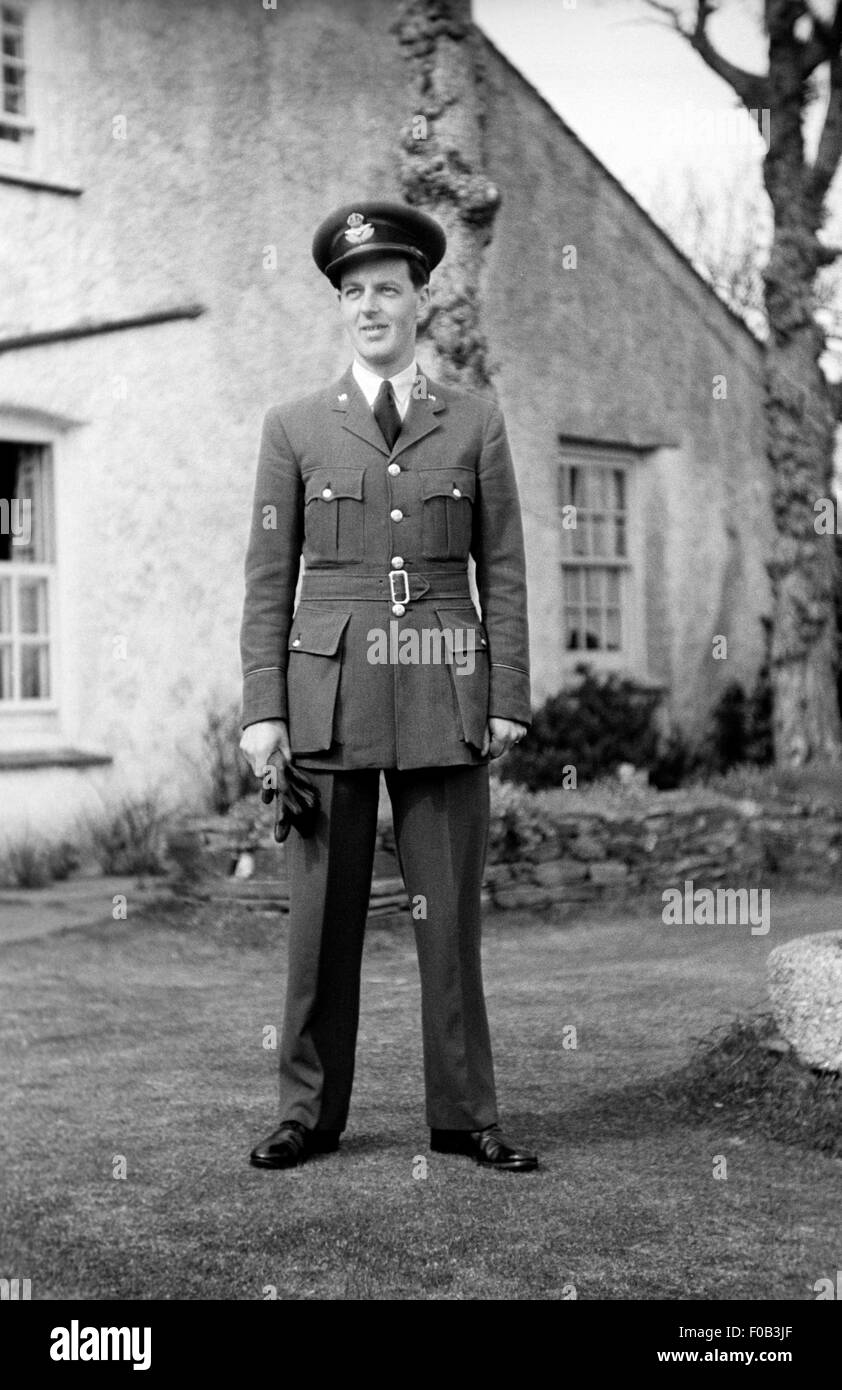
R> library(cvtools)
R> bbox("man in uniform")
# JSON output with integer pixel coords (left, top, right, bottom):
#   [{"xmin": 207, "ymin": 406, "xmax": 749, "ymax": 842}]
[{"xmin": 239, "ymin": 200, "xmax": 537, "ymax": 1172}]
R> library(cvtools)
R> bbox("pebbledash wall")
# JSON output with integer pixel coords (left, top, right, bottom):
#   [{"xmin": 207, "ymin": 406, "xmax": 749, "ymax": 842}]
[{"xmin": 0, "ymin": 0, "xmax": 772, "ymax": 835}]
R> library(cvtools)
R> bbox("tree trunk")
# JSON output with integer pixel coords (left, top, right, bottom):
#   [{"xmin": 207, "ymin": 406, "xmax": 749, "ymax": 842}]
[
  {"xmin": 392, "ymin": 0, "xmax": 500, "ymax": 391},
  {"xmin": 763, "ymin": 0, "xmax": 842, "ymax": 764}
]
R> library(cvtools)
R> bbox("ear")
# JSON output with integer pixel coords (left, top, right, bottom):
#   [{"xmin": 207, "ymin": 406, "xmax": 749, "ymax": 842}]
[{"xmin": 415, "ymin": 282, "xmax": 431, "ymax": 317}]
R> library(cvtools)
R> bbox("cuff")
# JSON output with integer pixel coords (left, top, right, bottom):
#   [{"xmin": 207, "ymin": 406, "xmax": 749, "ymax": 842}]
[
  {"xmin": 242, "ymin": 667, "xmax": 287, "ymax": 728},
  {"xmin": 488, "ymin": 663, "xmax": 531, "ymax": 727}
]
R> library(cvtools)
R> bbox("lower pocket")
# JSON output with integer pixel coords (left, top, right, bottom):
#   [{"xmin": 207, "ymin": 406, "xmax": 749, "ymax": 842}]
[
  {"xmin": 286, "ymin": 609, "xmax": 351, "ymax": 752},
  {"xmin": 435, "ymin": 606, "xmax": 489, "ymax": 749}
]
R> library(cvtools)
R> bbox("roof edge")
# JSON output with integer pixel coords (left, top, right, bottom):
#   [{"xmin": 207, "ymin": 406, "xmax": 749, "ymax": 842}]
[{"xmin": 475, "ymin": 27, "xmax": 766, "ymax": 354}]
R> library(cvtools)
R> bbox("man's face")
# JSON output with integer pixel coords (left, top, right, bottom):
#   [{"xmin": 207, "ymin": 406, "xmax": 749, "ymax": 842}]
[{"xmin": 338, "ymin": 256, "xmax": 430, "ymax": 376}]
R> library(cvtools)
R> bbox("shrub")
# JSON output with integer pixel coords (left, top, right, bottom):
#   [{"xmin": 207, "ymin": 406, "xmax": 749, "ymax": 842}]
[
  {"xmin": 2, "ymin": 835, "xmax": 53, "ymax": 889},
  {"xmin": 87, "ymin": 794, "xmax": 170, "ymax": 876},
  {"xmin": 199, "ymin": 700, "xmax": 254, "ymax": 814},
  {"xmin": 0, "ymin": 832, "xmax": 82, "ymax": 889},
  {"xmin": 487, "ymin": 778, "xmax": 555, "ymax": 862},
  {"xmin": 499, "ymin": 665, "xmax": 662, "ymax": 791},
  {"xmin": 46, "ymin": 839, "xmax": 81, "ymax": 881}
]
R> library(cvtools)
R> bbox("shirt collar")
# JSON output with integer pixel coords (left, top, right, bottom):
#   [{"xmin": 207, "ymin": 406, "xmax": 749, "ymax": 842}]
[{"xmin": 352, "ymin": 357, "xmax": 418, "ymax": 410}]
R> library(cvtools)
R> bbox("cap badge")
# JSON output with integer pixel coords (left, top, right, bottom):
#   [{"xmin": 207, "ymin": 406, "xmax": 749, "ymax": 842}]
[{"xmin": 345, "ymin": 212, "xmax": 375, "ymax": 245}]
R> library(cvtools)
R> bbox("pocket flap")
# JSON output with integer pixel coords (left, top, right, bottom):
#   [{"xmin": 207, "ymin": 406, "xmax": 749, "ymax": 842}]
[
  {"xmin": 420, "ymin": 469, "xmax": 476, "ymax": 502},
  {"xmin": 288, "ymin": 609, "xmax": 351, "ymax": 656},
  {"xmin": 435, "ymin": 606, "xmax": 488, "ymax": 649},
  {"xmin": 304, "ymin": 469, "xmax": 365, "ymax": 504}
]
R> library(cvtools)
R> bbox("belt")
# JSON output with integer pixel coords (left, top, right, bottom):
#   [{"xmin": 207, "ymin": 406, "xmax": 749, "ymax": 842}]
[{"xmin": 299, "ymin": 567, "xmax": 472, "ymax": 608}]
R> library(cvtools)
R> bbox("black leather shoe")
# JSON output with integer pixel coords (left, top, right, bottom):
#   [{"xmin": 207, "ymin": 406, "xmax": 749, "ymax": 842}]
[
  {"xmin": 430, "ymin": 1124, "xmax": 538, "ymax": 1171},
  {"xmin": 249, "ymin": 1120, "xmax": 340, "ymax": 1169}
]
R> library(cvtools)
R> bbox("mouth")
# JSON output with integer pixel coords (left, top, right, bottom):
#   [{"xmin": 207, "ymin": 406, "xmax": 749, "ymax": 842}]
[{"xmin": 361, "ymin": 324, "xmax": 389, "ymax": 336}]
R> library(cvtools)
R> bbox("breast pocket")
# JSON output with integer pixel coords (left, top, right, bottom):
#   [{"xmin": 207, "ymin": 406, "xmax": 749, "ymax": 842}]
[
  {"xmin": 419, "ymin": 468, "xmax": 476, "ymax": 561},
  {"xmin": 304, "ymin": 468, "xmax": 365, "ymax": 563}
]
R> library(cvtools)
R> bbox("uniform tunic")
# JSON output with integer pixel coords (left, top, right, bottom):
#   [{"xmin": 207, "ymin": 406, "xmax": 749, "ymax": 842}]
[{"xmin": 240, "ymin": 364, "xmax": 531, "ymax": 768}]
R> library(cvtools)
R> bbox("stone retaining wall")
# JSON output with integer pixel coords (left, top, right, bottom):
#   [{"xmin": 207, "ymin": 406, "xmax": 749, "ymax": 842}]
[{"xmin": 169, "ymin": 788, "xmax": 842, "ymax": 919}]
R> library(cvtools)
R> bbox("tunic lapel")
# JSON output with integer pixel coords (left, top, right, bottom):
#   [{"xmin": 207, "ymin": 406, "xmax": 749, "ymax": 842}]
[
  {"xmin": 390, "ymin": 386, "xmax": 445, "ymax": 462},
  {"xmin": 330, "ymin": 366, "xmax": 446, "ymax": 461},
  {"xmin": 331, "ymin": 368, "xmax": 390, "ymax": 457}
]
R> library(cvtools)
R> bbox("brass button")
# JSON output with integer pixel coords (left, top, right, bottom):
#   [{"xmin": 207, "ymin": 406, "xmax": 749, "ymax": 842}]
[
  {"xmin": 292, "ymin": 638, "xmax": 301, "ymax": 646},
  {"xmin": 390, "ymin": 508, "xmax": 403, "ymax": 522},
  {"xmin": 392, "ymin": 603, "xmax": 406, "ymax": 616},
  {"xmin": 452, "ymin": 486, "xmax": 461, "ymax": 498},
  {"xmin": 321, "ymin": 486, "xmax": 333, "ymax": 499},
  {"xmin": 388, "ymin": 463, "xmax": 401, "ymax": 476},
  {"xmin": 390, "ymin": 556, "xmax": 404, "ymax": 568}
]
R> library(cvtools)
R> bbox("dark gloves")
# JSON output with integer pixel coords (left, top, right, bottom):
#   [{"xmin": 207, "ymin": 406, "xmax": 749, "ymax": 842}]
[{"xmin": 261, "ymin": 754, "xmax": 320, "ymax": 842}]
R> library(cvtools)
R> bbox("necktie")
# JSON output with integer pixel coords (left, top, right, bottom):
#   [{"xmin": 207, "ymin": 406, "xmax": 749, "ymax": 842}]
[{"xmin": 373, "ymin": 379, "xmax": 402, "ymax": 451}]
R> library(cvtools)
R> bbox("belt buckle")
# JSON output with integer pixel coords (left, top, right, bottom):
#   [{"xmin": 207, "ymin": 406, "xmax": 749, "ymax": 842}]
[{"xmin": 388, "ymin": 569, "xmax": 410, "ymax": 605}]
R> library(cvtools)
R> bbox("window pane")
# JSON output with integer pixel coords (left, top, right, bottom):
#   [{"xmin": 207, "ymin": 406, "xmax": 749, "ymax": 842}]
[
  {"xmin": 591, "ymin": 514, "xmax": 607, "ymax": 557},
  {"xmin": 584, "ymin": 608, "xmax": 602, "ymax": 649},
  {"xmin": 0, "ymin": 576, "xmax": 9, "ymax": 631},
  {"xmin": 605, "ymin": 608, "xmax": 622, "ymax": 651},
  {"xmin": 606, "ymin": 571, "xmax": 621, "ymax": 605},
  {"xmin": 591, "ymin": 469, "xmax": 610, "ymax": 509},
  {"xmin": 19, "ymin": 578, "xmax": 48, "ymax": 634},
  {"xmin": 584, "ymin": 569, "xmax": 601, "ymax": 603},
  {"xmin": 20, "ymin": 643, "xmax": 49, "ymax": 699},
  {"xmin": 1, "ymin": 446, "xmax": 50, "ymax": 563},
  {"xmin": 565, "ymin": 611, "xmax": 581, "ymax": 650},
  {"xmin": 563, "ymin": 567, "xmax": 584, "ymax": 603},
  {"xmin": 614, "ymin": 516, "xmax": 626, "ymax": 559},
  {"xmin": 0, "ymin": 643, "xmax": 11, "ymax": 698},
  {"xmin": 612, "ymin": 469, "xmax": 626, "ymax": 510}
]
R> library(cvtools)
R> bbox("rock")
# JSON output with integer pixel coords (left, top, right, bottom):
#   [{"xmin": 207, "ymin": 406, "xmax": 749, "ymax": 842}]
[
  {"xmin": 587, "ymin": 860, "xmax": 629, "ymax": 884},
  {"xmin": 493, "ymin": 885, "xmax": 552, "ymax": 910},
  {"xmin": 532, "ymin": 860, "xmax": 588, "ymax": 886},
  {"xmin": 568, "ymin": 835, "xmax": 607, "ymax": 862},
  {"xmin": 767, "ymin": 932, "xmax": 842, "ymax": 1072}
]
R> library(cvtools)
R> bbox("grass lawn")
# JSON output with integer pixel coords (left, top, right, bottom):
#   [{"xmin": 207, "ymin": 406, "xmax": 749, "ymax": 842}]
[{"xmin": 1, "ymin": 886, "xmax": 840, "ymax": 1301}]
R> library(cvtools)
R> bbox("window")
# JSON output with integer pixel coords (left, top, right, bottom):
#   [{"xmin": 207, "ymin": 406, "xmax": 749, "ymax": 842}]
[
  {"xmin": 0, "ymin": 442, "xmax": 55, "ymax": 703},
  {"xmin": 559, "ymin": 447, "xmax": 637, "ymax": 664},
  {"xmin": 1, "ymin": 3, "xmax": 28, "ymax": 143}
]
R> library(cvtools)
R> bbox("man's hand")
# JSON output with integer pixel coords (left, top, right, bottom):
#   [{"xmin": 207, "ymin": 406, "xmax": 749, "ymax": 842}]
[
  {"xmin": 240, "ymin": 719, "xmax": 291, "ymax": 778},
  {"xmin": 481, "ymin": 717, "xmax": 527, "ymax": 759}
]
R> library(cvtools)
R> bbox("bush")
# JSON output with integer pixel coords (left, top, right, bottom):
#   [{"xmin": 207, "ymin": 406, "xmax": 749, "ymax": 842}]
[
  {"xmin": 87, "ymin": 794, "xmax": 170, "ymax": 876},
  {"xmin": 0, "ymin": 832, "xmax": 82, "ymax": 889},
  {"xmin": 499, "ymin": 665, "xmax": 662, "ymax": 791},
  {"xmin": 487, "ymin": 777, "xmax": 555, "ymax": 862},
  {"xmin": 199, "ymin": 700, "xmax": 254, "ymax": 815}
]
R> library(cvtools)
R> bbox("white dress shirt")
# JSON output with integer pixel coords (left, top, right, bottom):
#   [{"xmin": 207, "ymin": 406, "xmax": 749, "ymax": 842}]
[{"xmin": 352, "ymin": 358, "xmax": 417, "ymax": 422}]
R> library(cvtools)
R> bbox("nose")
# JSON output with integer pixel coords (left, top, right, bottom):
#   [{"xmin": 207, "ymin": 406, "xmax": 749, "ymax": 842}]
[{"xmin": 360, "ymin": 287, "xmax": 380, "ymax": 314}]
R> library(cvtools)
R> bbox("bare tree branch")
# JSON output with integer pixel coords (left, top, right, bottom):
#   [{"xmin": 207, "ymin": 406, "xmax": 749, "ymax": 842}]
[{"xmin": 643, "ymin": 0, "xmax": 770, "ymax": 109}]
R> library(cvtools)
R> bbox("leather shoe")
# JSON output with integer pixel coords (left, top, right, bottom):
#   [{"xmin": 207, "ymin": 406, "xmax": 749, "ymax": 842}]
[
  {"xmin": 249, "ymin": 1120, "xmax": 340, "ymax": 1169},
  {"xmin": 430, "ymin": 1124, "xmax": 538, "ymax": 1171}
]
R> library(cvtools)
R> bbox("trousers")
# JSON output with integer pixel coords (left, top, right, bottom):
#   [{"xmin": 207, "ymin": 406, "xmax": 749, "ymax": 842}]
[{"xmin": 277, "ymin": 763, "xmax": 499, "ymax": 1132}]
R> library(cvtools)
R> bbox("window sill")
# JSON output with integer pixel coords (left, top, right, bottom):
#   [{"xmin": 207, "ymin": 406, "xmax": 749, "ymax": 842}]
[
  {"xmin": 0, "ymin": 747, "xmax": 113, "ymax": 771},
  {"xmin": 0, "ymin": 167, "xmax": 83, "ymax": 197}
]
